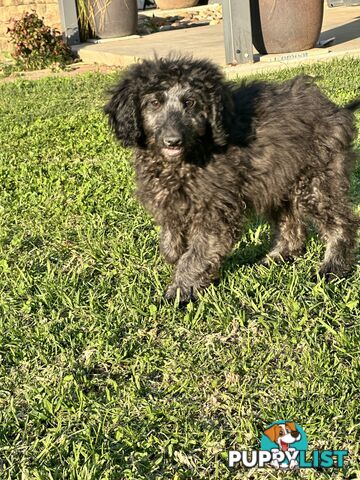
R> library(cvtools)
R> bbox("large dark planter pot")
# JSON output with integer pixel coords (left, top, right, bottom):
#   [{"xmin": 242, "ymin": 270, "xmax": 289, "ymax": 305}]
[
  {"xmin": 93, "ymin": 0, "xmax": 138, "ymax": 38},
  {"xmin": 250, "ymin": 0, "xmax": 324, "ymax": 54},
  {"xmin": 156, "ymin": 0, "xmax": 199, "ymax": 9}
]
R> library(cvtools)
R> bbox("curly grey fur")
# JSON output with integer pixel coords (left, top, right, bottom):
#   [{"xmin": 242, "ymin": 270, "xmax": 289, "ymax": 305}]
[{"xmin": 105, "ymin": 56, "xmax": 359, "ymax": 304}]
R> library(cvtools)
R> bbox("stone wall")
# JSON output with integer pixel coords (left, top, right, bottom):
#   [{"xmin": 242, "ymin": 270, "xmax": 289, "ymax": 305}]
[{"xmin": 0, "ymin": 0, "xmax": 62, "ymax": 52}]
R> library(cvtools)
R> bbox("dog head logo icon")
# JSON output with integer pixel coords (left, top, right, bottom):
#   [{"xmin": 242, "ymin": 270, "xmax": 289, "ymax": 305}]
[
  {"xmin": 261, "ymin": 421, "xmax": 308, "ymax": 469},
  {"xmin": 264, "ymin": 421, "xmax": 301, "ymax": 451}
]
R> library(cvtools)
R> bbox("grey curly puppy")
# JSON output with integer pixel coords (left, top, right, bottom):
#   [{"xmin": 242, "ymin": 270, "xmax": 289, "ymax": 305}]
[{"xmin": 105, "ymin": 56, "xmax": 359, "ymax": 304}]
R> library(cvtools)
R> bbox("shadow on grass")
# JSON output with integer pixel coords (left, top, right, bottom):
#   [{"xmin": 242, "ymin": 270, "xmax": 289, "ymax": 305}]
[{"xmin": 221, "ymin": 218, "xmax": 271, "ymax": 277}]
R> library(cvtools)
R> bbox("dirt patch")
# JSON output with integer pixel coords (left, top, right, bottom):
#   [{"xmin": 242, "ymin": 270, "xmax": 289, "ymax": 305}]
[{"xmin": 0, "ymin": 62, "xmax": 120, "ymax": 83}]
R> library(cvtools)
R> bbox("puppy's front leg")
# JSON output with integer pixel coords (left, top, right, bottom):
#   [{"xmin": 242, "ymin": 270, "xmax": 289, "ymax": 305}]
[
  {"xmin": 159, "ymin": 225, "xmax": 186, "ymax": 265},
  {"xmin": 164, "ymin": 225, "xmax": 235, "ymax": 304}
]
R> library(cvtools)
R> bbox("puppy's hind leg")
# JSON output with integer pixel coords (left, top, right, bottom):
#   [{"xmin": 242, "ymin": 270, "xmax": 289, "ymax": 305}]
[
  {"xmin": 262, "ymin": 205, "xmax": 307, "ymax": 265},
  {"xmin": 315, "ymin": 204, "xmax": 358, "ymax": 280},
  {"xmin": 309, "ymin": 174, "xmax": 358, "ymax": 280}
]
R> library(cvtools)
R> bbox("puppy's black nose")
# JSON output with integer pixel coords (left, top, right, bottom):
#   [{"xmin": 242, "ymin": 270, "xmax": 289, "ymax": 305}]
[
  {"xmin": 163, "ymin": 135, "xmax": 182, "ymax": 147},
  {"xmin": 291, "ymin": 430, "xmax": 299, "ymax": 438}
]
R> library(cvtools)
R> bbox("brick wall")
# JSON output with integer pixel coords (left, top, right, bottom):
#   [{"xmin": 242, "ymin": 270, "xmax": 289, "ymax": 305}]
[{"xmin": 0, "ymin": 0, "xmax": 62, "ymax": 52}]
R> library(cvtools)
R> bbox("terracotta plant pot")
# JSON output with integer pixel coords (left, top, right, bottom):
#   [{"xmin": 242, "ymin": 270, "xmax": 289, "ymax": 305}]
[
  {"xmin": 156, "ymin": 0, "xmax": 199, "ymax": 9},
  {"xmin": 93, "ymin": 0, "xmax": 138, "ymax": 38},
  {"xmin": 250, "ymin": 0, "xmax": 324, "ymax": 54}
]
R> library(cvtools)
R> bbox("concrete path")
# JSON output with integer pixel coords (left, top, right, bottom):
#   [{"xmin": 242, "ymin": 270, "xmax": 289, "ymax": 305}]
[{"xmin": 73, "ymin": 3, "xmax": 360, "ymax": 76}]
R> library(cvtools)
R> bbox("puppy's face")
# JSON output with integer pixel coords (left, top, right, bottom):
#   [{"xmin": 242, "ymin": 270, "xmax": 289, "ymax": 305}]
[
  {"xmin": 104, "ymin": 57, "xmax": 233, "ymax": 159},
  {"xmin": 141, "ymin": 83, "xmax": 208, "ymax": 160}
]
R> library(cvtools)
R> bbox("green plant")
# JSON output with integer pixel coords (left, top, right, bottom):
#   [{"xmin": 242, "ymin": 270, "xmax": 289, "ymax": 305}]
[{"xmin": 7, "ymin": 11, "xmax": 73, "ymax": 71}]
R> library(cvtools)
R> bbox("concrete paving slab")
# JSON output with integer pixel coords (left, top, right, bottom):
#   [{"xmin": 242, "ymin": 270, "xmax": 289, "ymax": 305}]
[{"xmin": 72, "ymin": 3, "xmax": 360, "ymax": 76}]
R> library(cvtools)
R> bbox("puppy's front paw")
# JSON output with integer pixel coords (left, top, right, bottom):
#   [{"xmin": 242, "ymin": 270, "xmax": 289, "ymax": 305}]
[
  {"xmin": 164, "ymin": 284, "xmax": 197, "ymax": 306},
  {"xmin": 259, "ymin": 253, "xmax": 295, "ymax": 266}
]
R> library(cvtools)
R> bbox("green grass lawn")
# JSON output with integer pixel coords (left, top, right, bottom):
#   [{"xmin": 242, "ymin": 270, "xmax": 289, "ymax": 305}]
[{"xmin": 0, "ymin": 58, "xmax": 359, "ymax": 480}]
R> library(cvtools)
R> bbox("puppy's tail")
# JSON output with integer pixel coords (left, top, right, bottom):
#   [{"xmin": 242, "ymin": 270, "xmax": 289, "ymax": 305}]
[{"xmin": 345, "ymin": 98, "xmax": 360, "ymax": 112}]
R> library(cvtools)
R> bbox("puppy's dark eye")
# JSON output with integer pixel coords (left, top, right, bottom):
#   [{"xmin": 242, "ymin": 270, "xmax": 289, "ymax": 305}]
[
  {"xmin": 184, "ymin": 98, "xmax": 196, "ymax": 108},
  {"xmin": 150, "ymin": 99, "xmax": 161, "ymax": 108}
]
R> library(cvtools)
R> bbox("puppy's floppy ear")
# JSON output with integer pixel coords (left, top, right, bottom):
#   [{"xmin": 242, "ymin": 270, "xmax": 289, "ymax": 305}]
[
  {"xmin": 104, "ymin": 76, "xmax": 143, "ymax": 147},
  {"xmin": 264, "ymin": 424, "xmax": 280, "ymax": 443},
  {"xmin": 209, "ymin": 83, "xmax": 234, "ymax": 146},
  {"xmin": 286, "ymin": 422, "xmax": 297, "ymax": 432}
]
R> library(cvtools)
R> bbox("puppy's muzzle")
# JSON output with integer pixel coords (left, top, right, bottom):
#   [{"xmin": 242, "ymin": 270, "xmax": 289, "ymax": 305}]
[{"xmin": 161, "ymin": 130, "xmax": 184, "ymax": 157}]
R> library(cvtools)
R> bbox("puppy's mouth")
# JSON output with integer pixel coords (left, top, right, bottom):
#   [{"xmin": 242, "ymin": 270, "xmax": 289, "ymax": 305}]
[
  {"xmin": 280, "ymin": 440, "xmax": 289, "ymax": 451},
  {"xmin": 161, "ymin": 146, "xmax": 184, "ymax": 157}
]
